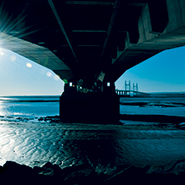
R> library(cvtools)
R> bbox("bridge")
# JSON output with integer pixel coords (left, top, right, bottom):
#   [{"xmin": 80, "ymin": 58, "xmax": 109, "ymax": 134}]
[
  {"xmin": 115, "ymin": 90, "xmax": 150, "ymax": 97},
  {"xmin": 115, "ymin": 80, "xmax": 149, "ymax": 97},
  {"xmin": 1, "ymin": 0, "xmax": 185, "ymax": 123}
]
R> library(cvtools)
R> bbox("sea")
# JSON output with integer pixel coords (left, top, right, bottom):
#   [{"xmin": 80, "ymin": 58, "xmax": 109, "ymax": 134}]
[
  {"xmin": 1, "ymin": 95, "xmax": 185, "ymax": 183},
  {"xmin": 0, "ymin": 96, "xmax": 60, "ymax": 121}
]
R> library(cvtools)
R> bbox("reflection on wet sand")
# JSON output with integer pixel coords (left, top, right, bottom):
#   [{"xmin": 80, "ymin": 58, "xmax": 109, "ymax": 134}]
[
  {"xmin": 0, "ymin": 122, "xmax": 185, "ymax": 173},
  {"xmin": 1, "ymin": 121, "xmax": 185, "ymax": 184}
]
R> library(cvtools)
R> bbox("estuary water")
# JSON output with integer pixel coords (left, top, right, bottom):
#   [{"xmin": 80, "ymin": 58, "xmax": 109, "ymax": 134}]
[
  {"xmin": 120, "ymin": 97, "xmax": 185, "ymax": 117},
  {"xmin": 0, "ymin": 96, "xmax": 185, "ymax": 183},
  {"xmin": 0, "ymin": 96, "xmax": 59, "ymax": 121}
]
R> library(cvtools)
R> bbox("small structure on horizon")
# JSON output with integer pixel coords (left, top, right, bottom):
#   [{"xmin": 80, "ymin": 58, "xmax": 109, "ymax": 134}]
[
  {"xmin": 116, "ymin": 81, "xmax": 139, "ymax": 97},
  {"xmin": 124, "ymin": 81, "xmax": 138, "ymax": 96}
]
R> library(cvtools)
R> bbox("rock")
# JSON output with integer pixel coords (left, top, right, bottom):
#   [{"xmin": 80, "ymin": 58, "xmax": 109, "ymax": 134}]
[
  {"xmin": 33, "ymin": 162, "xmax": 61, "ymax": 176},
  {"xmin": 3, "ymin": 161, "xmax": 33, "ymax": 176},
  {"xmin": 0, "ymin": 161, "xmax": 59, "ymax": 185},
  {"xmin": 0, "ymin": 161, "xmax": 36, "ymax": 184},
  {"xmin": 173, "ymin": 161, "xmax": 185, "ymax": 175},
  {"xmin": 5, "ymin": 161, "xmax": 183, "ymax": 185},
  {"xmin": 38, "ymin": 117, "xmax": 44, "ymax": 121},
  {"xmin": 105, "ymin": 165, "xmax": 152, "ymax": 185}
]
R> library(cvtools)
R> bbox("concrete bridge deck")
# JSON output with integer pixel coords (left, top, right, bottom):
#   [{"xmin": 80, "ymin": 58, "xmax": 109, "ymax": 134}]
[
  {"xmin": 0, "ymin": 0, "xmax": 185, "ymax": 89},
  {"xmin": 1, "ymin": 0, "xmax": 185, "ymax": 122}
]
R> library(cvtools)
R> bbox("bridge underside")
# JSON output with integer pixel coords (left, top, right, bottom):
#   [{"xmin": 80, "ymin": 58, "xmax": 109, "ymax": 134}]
[
  {"xmin": 1, "ymin": 0, "xmax": 185, "ymax": 123},
  {"xmin": 1, "ymin": 0, "xmax": 185, "ymax": 88}
]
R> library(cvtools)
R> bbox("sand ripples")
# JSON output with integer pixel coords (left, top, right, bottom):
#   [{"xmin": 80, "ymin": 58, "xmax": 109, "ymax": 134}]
[{"xmin": 1, "ymin": 122, "xmax": 185, "ymax": 174}]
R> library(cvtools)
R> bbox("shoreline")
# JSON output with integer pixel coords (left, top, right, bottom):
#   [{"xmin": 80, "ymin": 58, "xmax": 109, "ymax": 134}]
[
  {"xmin": 120, "ymin": 114, "xmax": 185, "ymax": 124},
  {"xmin": 1, "ymin": 114, "xmax": 185, "ymax": 127}
]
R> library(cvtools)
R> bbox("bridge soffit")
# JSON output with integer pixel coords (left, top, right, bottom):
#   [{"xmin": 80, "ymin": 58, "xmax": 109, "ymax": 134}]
[{"xmin": 1, "ymin": 0, "xmax": 185, "ymax": 87}]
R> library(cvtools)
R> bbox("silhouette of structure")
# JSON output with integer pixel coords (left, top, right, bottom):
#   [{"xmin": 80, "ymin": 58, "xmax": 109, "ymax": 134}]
[
  {"xmin": 125, "ymin": 81, "xmax": 131, "ymax": 96},
  {"xmin": 133, "ymin": 83, "xmax": 139, "ymax": 96},
  {"xmin": 0, "ymin": 0, "xmax": 185, "ymax": 122},
  {"xmin": 115, "ymin": 90, "xmax": 149, "ymax": 97},
  {"xmin": 115, "ymin": 81, "xmax": 144, "ymax": 97}
]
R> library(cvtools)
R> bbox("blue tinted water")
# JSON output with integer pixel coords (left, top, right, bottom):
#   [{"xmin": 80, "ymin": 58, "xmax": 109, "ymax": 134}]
[
  {"xmin": 0, "ymin": 96, "xmax": 185, "ymax": 177},
  {"xmin": 0, "ymin": 96, "xmax": 59, "ymax": 121},
  {"xmin": 1, "ymin": 96, "xmax": 185, "ymax": 118},
  {"xmin": 120, "ymin": 97, "xmax": 185, "ymax": 117}
]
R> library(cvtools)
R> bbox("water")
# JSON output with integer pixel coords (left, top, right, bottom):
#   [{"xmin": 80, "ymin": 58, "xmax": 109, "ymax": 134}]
[
  {"xmin": 0, "ymin": 96, "xmax": 60, "ymax": 122},
  {"xmin": 1, "ymin": 96, "xmax": 185, "ymax": 180},
  {"xmin": 120, "ymin": 97, "xmax": 185, "ymax": 117}
]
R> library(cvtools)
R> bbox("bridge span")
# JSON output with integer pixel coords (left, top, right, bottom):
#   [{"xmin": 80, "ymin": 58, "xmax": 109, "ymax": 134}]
[
  {"xmin": 115, "ymin": 90, "xmax": 150, "ymax": 97},
  {"xmin": 1, "ymin": 0, "xmax": 185, "ymax": 123}
]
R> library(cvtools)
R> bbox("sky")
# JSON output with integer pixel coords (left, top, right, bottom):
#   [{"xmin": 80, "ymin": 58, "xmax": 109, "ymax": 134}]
[
  {"xmin": 0, "ymin": 48, "xmax": 64, "ymax": 96},
  {"xmin": 0, "ymin": 45, "xmax": 185, "ymax": 95},
  {"xmin": 115, "ymin": 46, "xmax": 185, "ymax": 93}
]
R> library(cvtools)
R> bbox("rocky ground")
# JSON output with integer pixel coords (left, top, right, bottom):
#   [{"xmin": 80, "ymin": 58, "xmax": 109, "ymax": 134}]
[{"xmin": 1, "ymin": 161, "xmax": 185, "ymax": 185}]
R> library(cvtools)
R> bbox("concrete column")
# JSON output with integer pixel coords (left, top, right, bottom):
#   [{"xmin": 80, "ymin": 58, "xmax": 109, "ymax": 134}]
[{"xmin": 60, "ymin": 82, "xmax": 119, "ymax": 124}]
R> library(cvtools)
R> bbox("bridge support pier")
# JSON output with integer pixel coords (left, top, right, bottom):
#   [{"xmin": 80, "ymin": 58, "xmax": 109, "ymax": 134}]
[{"xmin": 60, "ymin": 83, "xmax": 119, "ymax": 124}]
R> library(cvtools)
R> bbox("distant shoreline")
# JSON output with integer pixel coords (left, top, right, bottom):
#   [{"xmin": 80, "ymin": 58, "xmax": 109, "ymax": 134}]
[
  {"xmin": 144, "ymin": 92, "xmax": 185, "ymax": 98},
  {"xmin": 0, "ymin": 95, "xmax": 60, "ymax": 103},
  {"xmin": 120, "ymin": 114, "xmax": 185, "ymax": 125},
  {"xmin": 0, "ymin": 100, "xmax": 59, "ymax": 103},
  {"xmin": 119, "ymin": 92, "xmax": 185, "ymax": 98},
  {"xmin": 0, "ymin": 95, "xmax": 60, "ymax": 98}
]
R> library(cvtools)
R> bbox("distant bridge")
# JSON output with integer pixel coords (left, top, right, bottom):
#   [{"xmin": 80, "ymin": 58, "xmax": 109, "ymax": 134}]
[{"xmin": 115, "ymin": 90, "xmax": 150, "ymax": 97}]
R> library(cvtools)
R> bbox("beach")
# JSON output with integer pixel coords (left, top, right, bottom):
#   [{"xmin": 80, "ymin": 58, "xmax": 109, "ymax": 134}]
[
  {"xmin": 1, "ymin": 121, "xmax": 185, "ymax": 184},
  {"xmin": 0, "ymin": 96, "xmax": 185, "ymax": 184}
]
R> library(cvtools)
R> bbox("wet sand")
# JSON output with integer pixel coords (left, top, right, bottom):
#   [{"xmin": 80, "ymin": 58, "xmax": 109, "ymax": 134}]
[{"xmin": 1, "ymin": 119, "xmax": 185, "ymax": 184}]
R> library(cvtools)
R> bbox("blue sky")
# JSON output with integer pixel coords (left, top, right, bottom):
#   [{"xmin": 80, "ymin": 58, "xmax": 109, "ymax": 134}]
[
  {"xmin": 0, "ymin": 48, "xmax": 64, "ymax": 96},
  {"xmin": 115, "ymin": 46, "xmax": 185, "ymax": 93},
  {"xmin": 0, "ymin": 46, "xmax": 185, "ymax": 95}
]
